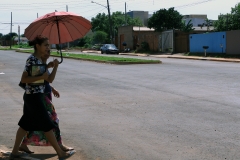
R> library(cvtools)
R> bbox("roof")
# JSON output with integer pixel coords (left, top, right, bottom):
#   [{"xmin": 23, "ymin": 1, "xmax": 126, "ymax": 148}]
[
  {"xmin": 193, "ymin": 26, "xmax": 215, "ymax": 31},
  {"xmin": 133, "ymin": 26, "xmax": 155, "ymax": 31},
  {"xmin": 14, "ymin": 37, "xmax": 28, "ymax": 41},
  {"xmin": 131, "ymin": 26, "xmax": 215, "ymax": 32}
]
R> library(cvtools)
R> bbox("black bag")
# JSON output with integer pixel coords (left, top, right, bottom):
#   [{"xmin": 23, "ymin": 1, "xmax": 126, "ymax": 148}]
[{"xmin": 19, "ymin": 82, "xmax": 26, "ymax": 90}]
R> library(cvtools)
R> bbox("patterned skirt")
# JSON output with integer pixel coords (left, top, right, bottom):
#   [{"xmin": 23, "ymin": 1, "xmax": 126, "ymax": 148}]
[{"xmin": 22, "ymin": 93, "xmax": 62, "ymax": 146}]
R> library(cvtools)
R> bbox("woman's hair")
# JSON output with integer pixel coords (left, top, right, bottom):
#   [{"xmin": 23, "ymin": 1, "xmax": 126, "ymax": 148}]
[{"xmin": 28, "ymin": 35, "xmax": 48, "ymax": 51}]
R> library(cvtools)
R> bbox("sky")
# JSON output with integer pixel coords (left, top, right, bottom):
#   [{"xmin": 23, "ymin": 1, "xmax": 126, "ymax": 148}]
[{"xmin": 0, "ymin": 0, "xmax": 239, "ymax": 35}]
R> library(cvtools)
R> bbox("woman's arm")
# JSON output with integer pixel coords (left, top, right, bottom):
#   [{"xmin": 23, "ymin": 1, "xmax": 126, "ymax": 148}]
[
  {"xmin": 46, "ymin": 59, "xmax": 59, "ymax": 83},
  {"xmin": 21, "ymin": 71, "xmax": 49, "ymax": 83}
]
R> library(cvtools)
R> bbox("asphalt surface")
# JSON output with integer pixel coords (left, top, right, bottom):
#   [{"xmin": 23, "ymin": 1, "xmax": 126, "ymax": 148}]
[{"xmin": 1, "ymin": 50, "xmax": 240, "ymax": 160}]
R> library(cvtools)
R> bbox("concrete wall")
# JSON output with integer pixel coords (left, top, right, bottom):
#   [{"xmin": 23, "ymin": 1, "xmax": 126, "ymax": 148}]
[
  {"xmin": 174, "ymin": 30, "xmax": 210, "ymax": 53},
  {"xmin": 175, "ymin": 31, "xmax": 189, "ymax": 53},
  {"xmin": 189, "ymin": 32, "xmax": 226, "ymax": 53},
  {"xmin": 133, "ymin": 31, "xmax": 160, "ymax": 51},
  {"xmin": 118, "ymin": 25, "xmax": 160, "ymax": 51},
  {"xmin": 226, "ymin": 30, "xmax": 240, "ymax": 55},
  {"xmin": 118, "ymin": 25, "xmax": 133, "ymax": 51}
]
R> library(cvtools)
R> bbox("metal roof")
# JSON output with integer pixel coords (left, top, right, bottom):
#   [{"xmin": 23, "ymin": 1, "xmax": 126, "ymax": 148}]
[{"xmin": 133, "ymin": 26, "xmax": 155, "ymax": 31}]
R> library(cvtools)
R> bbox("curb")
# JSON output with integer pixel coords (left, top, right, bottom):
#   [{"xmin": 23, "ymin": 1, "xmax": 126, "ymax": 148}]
[
  {"xmin": 154, "ymin": 55, "xmax": 240, "ymax": 63},
  {"xmin": 14, "ymin": 50, "xmax": 161, "ymax": 65},
  {"xmin": 119, "ymin": 53, "xmax": 240, "ymax": 63}
]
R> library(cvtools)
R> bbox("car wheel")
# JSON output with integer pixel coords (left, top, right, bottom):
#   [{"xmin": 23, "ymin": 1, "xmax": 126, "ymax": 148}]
[{"xmin": 101, "ymin": 50, "xmax": 103, "ymax": 54}]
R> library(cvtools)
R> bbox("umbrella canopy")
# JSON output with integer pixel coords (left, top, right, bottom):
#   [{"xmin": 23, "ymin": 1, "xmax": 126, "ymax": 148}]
[{"xmin": 25, "ymin": 11, "xmax": 92, "ymax": 44}]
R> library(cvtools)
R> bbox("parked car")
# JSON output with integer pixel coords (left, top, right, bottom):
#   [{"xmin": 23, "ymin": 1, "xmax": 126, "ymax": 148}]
[{"xmin": 100, "ymin": 44, "xmax": 119, "ymax": 54}]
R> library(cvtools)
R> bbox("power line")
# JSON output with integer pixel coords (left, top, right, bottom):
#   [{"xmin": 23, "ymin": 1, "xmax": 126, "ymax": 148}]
[
  {"xmin": 86, "ymin": 8, "xmax": 106, "ymax": 19},
  {"xmin": 175, "ymin": 0, "xmax": 216, "ymax": 9},
  {"xmin": 1, "ymin": 22, "xmax": 30, "ymax": 24},
  {"xmin": 0, "ymin": 25, "xmax": 11, "ymax": 30},
  {"xmin": 149, "ymin": 0, "xmax": 216, "ymax": 12}
]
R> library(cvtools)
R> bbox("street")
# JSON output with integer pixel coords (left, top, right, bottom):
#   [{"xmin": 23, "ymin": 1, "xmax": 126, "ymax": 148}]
[{"xmin": 1, "ymin": 50, "xmax": 240, "ymax": 160}]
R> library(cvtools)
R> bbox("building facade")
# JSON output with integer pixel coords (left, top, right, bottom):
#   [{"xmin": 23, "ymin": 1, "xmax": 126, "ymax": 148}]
[
  {"xmin": 182, "ymin": 14, "xmax": 215, "ymax": 27},
  {"xmin": 118, "ymin": 25, "xmax": 160, "ymax": 51},
  {"xmin": 127, "ymin": 11, "xmax": 149, "ymax": 26}
]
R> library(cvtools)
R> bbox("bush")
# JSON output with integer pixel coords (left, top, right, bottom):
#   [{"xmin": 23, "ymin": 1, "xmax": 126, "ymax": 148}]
[
  {"xmin": 13, "ymin": 43, "xmax": 31, "ymax": 49},
  {"xmin": 93, "ymin": 31, "xmax": 108, "ymax": 44},
  {"xmin": 141, "ymin": 42, "xmax": 149, "ymax": 51}
]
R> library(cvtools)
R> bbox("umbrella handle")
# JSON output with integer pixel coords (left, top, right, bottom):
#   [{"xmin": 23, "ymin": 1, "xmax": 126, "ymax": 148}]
[
  {"xmin": 59, "ymin": 48, "xmax": 63, "ymax": 64},
  {"xmin": 56, "ymin": 19, "xmax": 63, "ymax": 64}
]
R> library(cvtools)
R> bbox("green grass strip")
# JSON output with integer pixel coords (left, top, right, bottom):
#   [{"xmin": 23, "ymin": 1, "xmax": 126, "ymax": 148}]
[
  {"xmin": 15, "ymin": 49, "xmax": 161, "ymax": 64},
  {"xmin": 51, "ymin": 52, "xmax": 160, "ymax": 63}
]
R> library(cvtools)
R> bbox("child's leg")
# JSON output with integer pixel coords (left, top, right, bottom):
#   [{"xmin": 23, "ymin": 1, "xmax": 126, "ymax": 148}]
[{"xmin": 44, "ymin": 130, "xmax": 68, "ymax": 157}]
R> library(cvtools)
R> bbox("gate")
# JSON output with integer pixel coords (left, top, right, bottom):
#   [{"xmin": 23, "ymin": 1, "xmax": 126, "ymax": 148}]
[{"xmin": 161, "ymin": 30, "xmax": 173, "ymax": 52}]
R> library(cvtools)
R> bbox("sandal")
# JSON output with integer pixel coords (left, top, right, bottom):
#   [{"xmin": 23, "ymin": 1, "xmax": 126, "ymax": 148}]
[
  {"xmin": 58, "ymin": 150, "xmax": 76, "ymax": 160},
  {"xmin": 60, "ymin": 145, "xmax": 74, "ymax": 152},
  {"xmin": 9, "ymin": 153, "xmax": 20, "ymax": 160},
  {"xmin": 9, "ymin": 152, "xmax": 28, "ymax": 160},
  {"xmin": 19, "ymin": 147, "xmax": 34, "ymax": 154}
]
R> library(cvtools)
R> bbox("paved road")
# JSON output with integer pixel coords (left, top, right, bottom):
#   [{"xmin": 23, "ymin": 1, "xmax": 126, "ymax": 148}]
[{"xmin": 1, "ymin": 50, "xmax": 240, "ymax": 160}]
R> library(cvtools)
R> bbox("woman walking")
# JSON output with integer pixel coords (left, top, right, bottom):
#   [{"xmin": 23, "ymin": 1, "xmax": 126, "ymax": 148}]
[
  {"xmin": 10, "ymin": 35, "xmax": 74, "ymax": 160},
  {"xmin": 19, "ymin": 50, "xmax": 73, "ymax": 153}
]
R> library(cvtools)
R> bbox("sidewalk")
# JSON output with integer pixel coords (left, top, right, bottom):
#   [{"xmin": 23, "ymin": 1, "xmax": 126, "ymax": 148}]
[
  {"xmin": 118, "ymin": 52, "xmax": 240, "ymax": 63},
  {"xmin": 80, "ymin": 50, "xmax": 240, "ymax": 63}
]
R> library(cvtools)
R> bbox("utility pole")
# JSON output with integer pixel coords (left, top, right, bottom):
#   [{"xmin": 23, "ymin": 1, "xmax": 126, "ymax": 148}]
[
  {"xmin": 66, "ymin": 5, "xmax": 69, "ymax": 49},
  {"xmin": 125, "ymin": 2, "xmax": 127, "ymax": 25},
  {"xmin": 107, "ymin": 0, "xmax": 114, "ymax": 44},
  {"xmin": 91, "ymin": 1, "xmax": 113, "ymax": 43},
  {"xmin": 10, "ymin": 12, "xmax": 12, "ymax": 49},
  {"xmin": 18, "ymin": 25, "xmax": 20, "ymax": 45},
  {"xmin": 37, "ymin": 13, "xmax": 38, "ymax": 18}
]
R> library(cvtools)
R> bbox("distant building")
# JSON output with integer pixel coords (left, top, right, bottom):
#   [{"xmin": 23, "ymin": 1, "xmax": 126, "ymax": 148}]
[
  {"xmin": 182, "ymin": 14, "xmax": 215, "ymax": 27},
  {"xmin": 183, "ymin": 14, "xmax": 207, "ymax": 19},
  {"xmin": 127, "ymin": 11, "xmax": 149, "ymax": 26},
  {"xmin": 14, "ymin": 37, "xmax": 28, "ymax": 44},
  {"xmin": 118, "ymin": 25, "xmax": 159, "ymax": 51}
]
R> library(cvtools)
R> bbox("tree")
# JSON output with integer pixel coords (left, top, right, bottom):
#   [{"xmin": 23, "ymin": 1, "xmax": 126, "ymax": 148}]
[
  {"xmin": 78, "ymin": 36, "xmax": 92, "ymax": 48},
  {"xmin": 181, "ymin": 20, "xmax": 195, "ymax": 32},
  {"xmin": 10, "ymin": 32, "xmax": 18, "ymax": 37},
  {"xmin": 91, "ymin": 13, "xmax": 109, "ymax": 35},
  {"xmin": 91, "ymin": 11, "xmax": 143, "ymax": 41},
  {"xmin": 229, "ymin": 3, "xmax": 240, "ymax": 30},
  {"xmin": 111, "ymin": 11, "xmax": 142, "ymax": 37},
  {"xmin": 148, "ymin": 7, "xmax": 183, "ymax": 32},
  {"xmin": 205, "ymin": 18, "xmax": 210, "ymax": 31},
  {"xmin": 0, "ymin": 33, "xmax": 3, "ymax": 38},
  {"xmin": 214, "ymin": 3, "xmax": 240, "ymax": 31},
  {"xmin": 2, "ymin": 34, "xmax": 11, "ymax": 40},
  {"xmin": 2, "ymin": 32, "xmax": 18, "ymax": 40},
  {"xmin": 93, "ymin": 31, "xmax": 108, "ymax": 44},
  {"xmin": 214, "ymin": 14, "xmax": 228, "ymax": 31}
]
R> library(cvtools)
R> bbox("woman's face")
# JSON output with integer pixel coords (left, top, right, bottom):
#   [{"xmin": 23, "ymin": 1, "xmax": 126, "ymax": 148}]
[
  {"xmin": 42, "ymin": 50, "xmax": 50, "ymax": 61},
  {"xmin": 36, "ymin": 40, "xmax": 50, "ymax": 57}
]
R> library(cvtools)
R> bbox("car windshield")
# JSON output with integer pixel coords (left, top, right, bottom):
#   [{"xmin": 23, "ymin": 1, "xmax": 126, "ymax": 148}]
[{"xmin": 106, "ymin": 44, "xmax": 117, "ymax": 49}]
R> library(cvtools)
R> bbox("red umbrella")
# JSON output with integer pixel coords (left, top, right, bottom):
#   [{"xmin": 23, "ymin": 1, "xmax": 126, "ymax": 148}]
[{"xmin": 25, "ymin": 11, "xmax": 92, "ymax": 63}]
